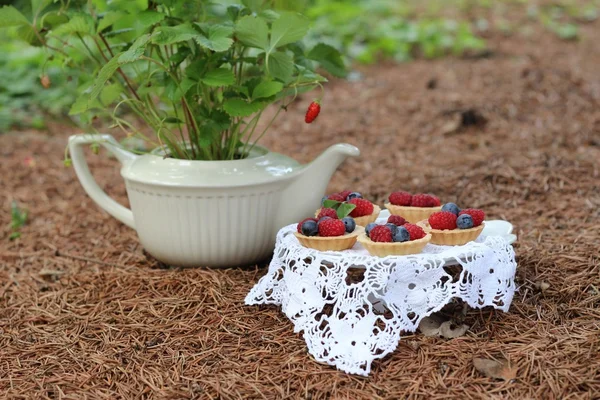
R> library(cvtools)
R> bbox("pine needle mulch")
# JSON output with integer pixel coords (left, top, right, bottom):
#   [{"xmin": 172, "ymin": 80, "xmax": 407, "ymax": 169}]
[{"xmin": 1, "ymin": 24, "xmax": 599, "ymax": 400}]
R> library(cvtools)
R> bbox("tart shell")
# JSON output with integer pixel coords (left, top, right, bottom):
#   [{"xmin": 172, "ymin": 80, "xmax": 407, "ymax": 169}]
[
  {"xmin": 417, "ymin": 220, "xmax": 485, "ymax": 245},
  {"xmin": 357, "ymin": 233, "xmax": 431, "ymax": 256},
  {"xmin": 294, "ymin": 227, "xmax": 363, "ymax": 252},
  {"xmin": 384, "ymin": 203, "xmax": 442, "ymax": 223}
]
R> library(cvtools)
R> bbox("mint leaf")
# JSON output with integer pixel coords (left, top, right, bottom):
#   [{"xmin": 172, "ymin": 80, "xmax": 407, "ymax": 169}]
[
  {"xmin": 235, "ymin": 15, "xmax": 268, "ymax": 49},
  {"xmin": 269, "ymin": 12, "xmax": 309, "ymax": 50},
  {"xmin": 307, "ymin": 43, "xmax": 347, "ymax": 78},
  {"xmin": 252, "ymin": 80, "xmax": 283, "ymax": 100},
  {"xmin": 0, "ymin": 6, "xmax": 29, "ymax": 27},
  {"xmin": 223, "ymin": 98, "xmax": 267, "ymax": 117},
  {"xmin": 201, "ymin": 68, "xmax": 235, "ymax": 87},
  {"xmin": 323, "ymin": 199, "xmax": 342, "ymax": 209},
  {"xmin": 267, "ymin": 51, "xmax": 294, "ymax": 82},
  {"xmin": 336, "ymin": 203, "xmax": 356, "ymax": 219}
]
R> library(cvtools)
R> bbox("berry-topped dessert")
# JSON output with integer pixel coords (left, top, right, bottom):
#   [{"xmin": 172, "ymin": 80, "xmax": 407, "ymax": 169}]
[
  {"xmin": 294, "ymin": 207, "xmax": 363, "ymax": 251},
  {"xmin": 316, "ymin": 190, "xmax": 380, "ymax": 227},
  {"xmin": 384, "ymin": 191, "xmax": 442, "ymax": 223},
  {"xmin": 417, "ymin": 203, "xmax": 485, "ymax": 245},
  {"xmin": 357, "ymin": 216, "xmax": 431, "ymax": 256}
]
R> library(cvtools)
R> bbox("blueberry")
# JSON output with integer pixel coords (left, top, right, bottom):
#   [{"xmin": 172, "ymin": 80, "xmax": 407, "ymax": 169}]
[
  {"xmin": 365, "ymin": 223, "xmax": 377, "ymax": 238},
  {"xmin": 321, "ymin": 195, "xmax": 328, "ymax": 206},
  {"xmin": 441, "ymin": 202, "xmax": 461, "ymax": 216},
  {"xmin": 301, "ymin": 220, "xmax": 319, "ymax": 236},
  {"xmin": 456, "ymin": 214, "xmax": 474, "ymax": 229},
  {"xmin": 393, "ymin": 226, "xmax": 410, "ymax": 242},
  {"xmin": 342, "ymin": 217, "xmax": 356, "ymax": 233},
  {"xmin": 385, "ymin": 223, "xmax": 397, "ymax": 235},
  {"xmin": 346, "ymin": 192, "xmax": 362, "ymax": 201}
]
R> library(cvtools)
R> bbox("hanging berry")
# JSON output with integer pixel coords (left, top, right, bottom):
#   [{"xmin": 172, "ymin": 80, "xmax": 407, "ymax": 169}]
[{"xmin": 305, "ymin": 101, "xmax": 321, "ymax": 123}]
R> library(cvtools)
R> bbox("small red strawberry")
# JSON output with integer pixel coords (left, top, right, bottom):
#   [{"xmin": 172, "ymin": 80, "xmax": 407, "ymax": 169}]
[
  {"xmin": 305, "ymin": 101, "xmax": 321, "ymax": 123},
  {"xmin": 389, "ymin": 191, "xmax": 413, "ymax": 206},
  {"xmin": 369, "ymin": 225, "xmax": 393, "ymax": 242},
  {"xmin": 327, "ymin": 193, "xmax": 345, "ymax": 202},
  {"xmin": 317, "ymin": 207, "xmax": 338, "ymax": 220},
  {"xmin": 318, "ymin": 218, "xmax": 346, "ymax": 237},
  {"xmin": 411, "ymin": 194, "xmax": 438, "ymax": 207},
  {"xmin": 40, "ymin": 75, "xmax": 51, "ymax": 89},
  {"xmin": 348, "ymin": 198, "xmax": 374, "ymax": 217},
  {"xmin": 404, "ymin": 223, "xmax": 426, "ymax": 240},
  {"xmin": 428, "ymin": 211, "xmax": 457, "ymax": 230},
  {"xmin": 459, "ymin": 209, "xmax": 485, "ymax": 227},
  {"xmin": 387, "ymin": 215, "xmax": 407, "ymax": 226},
  {"xmin": 297, "ymin": 218, "xmax": 317, "ymax": 233}
]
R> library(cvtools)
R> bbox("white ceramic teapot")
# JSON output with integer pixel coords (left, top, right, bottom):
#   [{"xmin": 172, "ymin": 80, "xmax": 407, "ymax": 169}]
[{"xmin": 69, "ymin": 134, "xmax": 360, "ymax": 267}]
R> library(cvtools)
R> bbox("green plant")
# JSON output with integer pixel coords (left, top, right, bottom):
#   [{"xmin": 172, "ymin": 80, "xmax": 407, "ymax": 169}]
[
  {"xmin": 0, "ymin": 0, "xmax": 345, "ymax": 160},
  {"xmin": 9, "ymin": 201, "xmax": 28, "ymax": 240},
  {"xmin": 304, "ymin": 0, "xmax": 486, "ymax": 64}
]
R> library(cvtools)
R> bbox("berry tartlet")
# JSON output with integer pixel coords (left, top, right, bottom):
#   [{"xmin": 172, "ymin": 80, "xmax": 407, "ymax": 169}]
[
  {"xmin": 294, "ymin": 216, "xmax": 363, "ymax": 252},
  {"xmin": 316, "ymin": 191, "xmax": 380, "ymax": 226},
  {"xmin": 357, "ymin": 216, "xmax": 431, "ymax": 256},
  {"xmin": 384, "ymin": 191, "xmax": 442, "ymax": 223},
  {"xmin": 417, "ymin": 203, "xmax": 485, "ymax": 245}
]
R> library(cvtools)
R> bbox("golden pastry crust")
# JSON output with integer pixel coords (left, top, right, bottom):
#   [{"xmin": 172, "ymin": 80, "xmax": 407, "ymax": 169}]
[
  {"xmin": 357, "ymin": 233, "xmax": 431, "ymax": 256},
  {"xmin": 417, "ymin": 220, "xmax": 484, "ymax": 245},
  {"xmin": 294, "ymin": 227, "xmax": 364, "ymax": 251},
  {"xmin": 384, "ymin": 203, "xmax": 442, "ymax": 223}
]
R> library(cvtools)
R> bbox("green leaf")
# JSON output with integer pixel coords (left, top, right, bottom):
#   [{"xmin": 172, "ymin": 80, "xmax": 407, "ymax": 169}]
[
  {"xmin": 31, "ymin": 0, "xmax": 52, "ymax": 15},
  {"xmin": 41, "ymin": 11, "xmax": 69, "ymax": 29},
  {"xmin": 97, "ymin": 11, "xmax": 126, "ymax": 32},
  {"xmin": 152, "ymin": 24, "xmax": 199, "ymax": 45},
  {"xmin": 100, "ymin": 83, "xmax": 122, "ymax": 105},
  {"xmin": 118, "ymin": 33, "xmax": 153, "ymax": 63},
  {"xmin": 136, "ymin": 10, "xmax": 166, "ymax": 30},
  {"xmin": 166, "ymin": 77, "xmax": 195, "ymax": 101},
  {"xmin": 235, "ymin": 15, "xmax": 268, "ymax": 49},
  {"xmin": 252, "ymin": 80, "xmax": 283, "ymax": 100},
  {"xmin": 307, "ymin": 43, "xmax": 347, "ymax": 78},
  {"xmin": 267, "ymin": 51, "xmax": 294, "ymax": 82},
  {"xmin": 200, "ymin": 68, "xmax": 235, "ymax": 87},
  {"xmin": 223, "ymin": 98, "xmax": 266, "ymax": 117},
  {"xmin": 52, "ymin": 14, "xmax": 94, "ymax": 36},
  {"xmin": 87, "ymin": 56, "xmax": 122, "ymax": 108},
  {"xmin": 258, "ymin": 10, "xmax": 280, "ymax": 23},
  {"xmin": 194, "ymin": 24, "xmax": 233, "ymax": 52},
  {"xmin": 336, "ymin": 203, "xmax": 356, "ymax": 219},
  {"xmin": 269, "ymin": 12, "xmax": 309, "ymax": 50},
  {"xmin": 0, "ymin": 6, "xmax": 29, "ymax": 28},
  {"xmin": 323, "ymin": 199, "xmax": 342, "ymax": 209}
]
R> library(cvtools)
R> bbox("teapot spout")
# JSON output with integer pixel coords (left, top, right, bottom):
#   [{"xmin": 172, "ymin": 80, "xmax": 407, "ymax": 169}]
[{"xmin": 277, "ymin": 143, "xmax": 360, "ymax": 228}]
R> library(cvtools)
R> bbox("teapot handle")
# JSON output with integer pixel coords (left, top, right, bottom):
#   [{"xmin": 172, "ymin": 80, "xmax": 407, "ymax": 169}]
[{"xmin": 68, "ymin": 134, "xmax": 137, "ymax": 229}]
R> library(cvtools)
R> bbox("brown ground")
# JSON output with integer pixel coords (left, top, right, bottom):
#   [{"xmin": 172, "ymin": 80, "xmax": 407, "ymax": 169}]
[{"xmin": 1, "ymin": 14, "xmax": 600, "ymax": 400}]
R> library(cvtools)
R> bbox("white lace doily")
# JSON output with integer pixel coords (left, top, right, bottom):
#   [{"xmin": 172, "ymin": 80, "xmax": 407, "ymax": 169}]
[{"xmin": 245, "ymin": 221, "xmax": 517, "ymax": 376}]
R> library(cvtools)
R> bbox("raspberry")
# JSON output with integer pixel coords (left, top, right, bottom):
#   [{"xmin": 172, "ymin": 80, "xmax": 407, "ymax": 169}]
[
  {"xmin": 369, "ymin": 225, "xmax": 393, "ymax": 242},
  {"xmin": 389, "ymin": 191, "xmax": 412, "ymax": 206},
  {"xmin": 411, "ymin": 194, "xmax": 438, "ymax": 207},
  {"xmin": 430, "ymin": 195, "xmax": 441, "ymax": 206},
  {"xmin": 297, "ymin": 217, "xmax": 317, "ymax": 233},
  {"xmin": 428, "ymin": 211, "xmax": 457, "ymax": 230},
  {"xmin": 404, "ymin": 223, "xmax": 426, "ymax": 240},
  {"xmin": 317, "ymin": 208, "xmax": 338, "ymax": 220},
  {"xmin": 327, "ymin": 193, "xmax": 345, "ymax": 202},
  {"xmin": 348, "ymin": 198, "xmax": 374, "ymax": 217},
  {"xmin": 459, "ymin": 209, "xmax": 485, "ymax": 227},
  {"xmin": 387, "ymin": 215, "xmax": 407, "ymax": 226},
  {"xmin": 337, "ymin": 190, "xmax": 352, "ymax": 199},
  {"xmin": 318, "ymin": 218, "xmax": 346, "ymax": 237}
]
